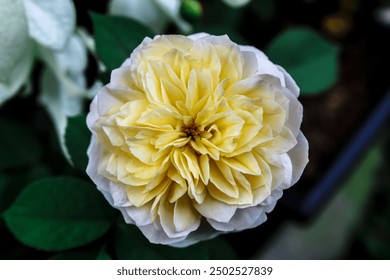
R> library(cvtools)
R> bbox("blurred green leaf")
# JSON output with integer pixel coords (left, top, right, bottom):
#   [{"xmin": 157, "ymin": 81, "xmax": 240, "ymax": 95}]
[
  {"xmin": 0, "ymin": 118, "xmax": 42, "ymax": 169},
  {"xmin": 91, "ymin": 13, "xmax": 154, "ymax": 71},
  {"xmin": 50, "ymin": 250, "xmax": 99, "ymax": 260},
  {"xmin": 97, "ymin": 245, "xmax": 112, "ymax": 260},
  {"xmin": 65, "ymin": 115, "xmax": 90, "ymax": 172},
  {"xmin": 181, "ymin": 0, "xmax": 202, "ymax": 18},
  {"xmin": 115, "ymin": 224, "xmax": 161, "ymax": 259},
  {"xmin": 0, "ymin": 165, "xmax": 50, "ymax": 214},
  {"xmin": 267, "ymin": 27, "xmax": 339, "ymax": 95},
  {"xmin": 50, "ymin": 244, "xmax": 111, "ymax": 260},
  {"xmin": 3, "ymin": 177, "xmax": 116, "ymax": 251},
  {"xmin": 200, "ymin": 0, "xmax": 244, "ymax": 28},
  {"xmin": 207, "ymin": 237, "xmax": 237, "ymax": 259},
  {"xmin": 0, "ymin": 176, "xmax": 12, "ymax": 213}
]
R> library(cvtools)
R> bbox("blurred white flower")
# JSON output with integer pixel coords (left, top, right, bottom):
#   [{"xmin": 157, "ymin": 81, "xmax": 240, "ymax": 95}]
[
  {"xmin": 108, "ymin": 0, "xmax": 191, "ymax": 33},
  {"xmin": 0, "ymin": 0, "xmax": 75, "ymax": 105},
  {"xmin": 39, "ymin": 33, "xmax": 102, "ymax": 163},
  {"xmin": 0, "ymin": 0, "xmax": 99, "ymax": 163},
  {"xmin": 87, "ymin": 33, "xmax": 309, "ymax": 247},
  {"xmin": 221, "ymin": 0, "xmax": 251, "ymax": 8}
]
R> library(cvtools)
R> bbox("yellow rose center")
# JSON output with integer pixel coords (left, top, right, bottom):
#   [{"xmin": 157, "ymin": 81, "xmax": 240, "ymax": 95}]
[{"xmin": 182, "ymin": 123, "xmax": 201, "ymax": 139}]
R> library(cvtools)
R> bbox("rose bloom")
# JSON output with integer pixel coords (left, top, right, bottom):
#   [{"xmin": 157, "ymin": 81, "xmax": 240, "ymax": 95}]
[{"xmin": 87, "ymin": 33, "xmax": 309, "ymax": 247}]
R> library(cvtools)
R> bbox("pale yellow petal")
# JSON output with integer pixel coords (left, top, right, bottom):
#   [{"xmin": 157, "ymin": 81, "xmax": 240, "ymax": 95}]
[
  {"xmin": 222, "ymin": 152, "xmax": 261, "ymax": 175},
  {"xmin": 209, "ymin": 160, "xmax": 238, "ymax": 198},
  {"xmin": 173, "ymin": 195, "xmax": 199, "ymax": 232}
]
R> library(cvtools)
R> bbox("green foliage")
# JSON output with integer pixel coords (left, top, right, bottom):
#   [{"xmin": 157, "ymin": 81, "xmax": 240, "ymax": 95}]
[
  {"xmin": 267, "ymin": 27, "xmax": 339, "ymax": 95},
  {"xmin": 249, "ymin": 0, "xmax": 276, "ymax": 23},
  {"xmin": 50, "ymin": 244, "xmax": 111, "ymax": 260},
  {"xmin": 65, "ymin": 115, "xmax": 90, "ymax": 172},
  {"xmin": 202, "ymin": 0, "xmax": 244, "ymax": 27},
  {"xmin": 50, "ymin": 250, "xmax": 100, "ymax": 260},
  {"xmin": 181, "ymin": 0, "xmax": 202, "ymax": 18},
  {"xmin": 115, "ymin": 222, "xmax": 236, "ymax": 260},
  {"xmin": 358, "ymin": 132, "xmax": 390, "ymax": 259},
  {"xmin": 0, "ymin": 165, "xmax": 50, "ymax": 214},
  {"xmin": 96, "ymin": 245, "xmax": 112, "ymax": 260},
  {"xmin": 3, "ymin": 177, "xmax": 116, "ymax": 251},
  {"xmin": 91, "ymin": 13, "xmax": 154, "ymax": 71},
  {"xmin": 0, "ymin": 118, "xmax": 42, "ymax": 169}
]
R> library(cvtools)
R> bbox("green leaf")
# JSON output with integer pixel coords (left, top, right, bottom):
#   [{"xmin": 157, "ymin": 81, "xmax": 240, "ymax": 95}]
[
  {"xmin": 97, "ymin": 244, "xmax": 112, "ymax": 260},
  {"xmin": 0, "ymin": 165, "xmax": 50, "ymax": 214},
  {"xmin": 65, "ymin": 115, "xmax": 90, "ymax": 172},
  {"xmin": 0, "ymin": 118, "xmax": 42, "ymax": 169},
  {"xmin": 50, "ymin": 245, "xmax": 111, "ymax": 260},
  {"xmin": 0, "ymin": 175, "xmax": 12, "ymax": 213},
  {"xmin": 200, "ymin": 0, "xmax": 244, "ymax": 28},
  {"xmin": 50, "ymin": 250, "xmax": 99, "ymax": 260},
  {"xmin": 207, "ymin": 237, "xmax": 237, "ymax": 259},
  {"xmin": 91, "ymin": 13, "xmax": 154, "ymax": 71},
  {"xmin": 267, "ymin": 27, "xmax": 340, "ymax": 95},
  {"xmin": 3, "ymin": 177, "xmax": 116, "ymax": 251},
  {"xmin": 181, "ymin": 0, "xmax": 202, "ymax": 18},
  {"xmin": 115, "ymin": 223, "xmax": 209, "ymax": 259}
]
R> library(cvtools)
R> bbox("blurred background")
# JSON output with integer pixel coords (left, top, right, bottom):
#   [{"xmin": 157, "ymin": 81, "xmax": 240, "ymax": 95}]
[{"xmin": 0, "ymin": 0, "xmax": 389, "ymax": 259}]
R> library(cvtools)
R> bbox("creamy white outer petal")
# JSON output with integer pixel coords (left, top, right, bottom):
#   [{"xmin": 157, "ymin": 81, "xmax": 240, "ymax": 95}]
[
  {"xmin": 239, "ymin": 45, "xmax": 268, "ymax": 60},
  {"xmin": 87, "ymin": 137, "xmax": 113, "ymax": 203},
  {"xmin": 194, "ymin": 195, "xmax": 237, "ymax": 223},
  {"xmin": 170, "ymin": 222, "xmax": 223, "ymax": 248},
  {"xmin": 87, "ymin": 136, "xmax": 136, "ymax": 227},
  {"xmin": 86, "ymin": 93, "xmax": 99, "ymax": 130},
  {"xmin": 159, "ymin": 211, "xmax": 201, "ymax": 239},
  {"xmin": 200, "ymin": 34, "xmax": 238, "ymax": 47},
  {"xmin": 138, "ymin": 223, "xmax": 188, "ymax": 245},
  {"xmin": 109, "ymin": 181, "xmax": 130, "ymax": 207},
  {"xmin": 282, "ymin": 88, "xmax": 303, "ymax": 138},
  {"xmin": 287, "ymin": 132, "xmax": 309, "ymax": 185},
  {"xmin": 87, "ymin": 93, "xmax": 152, "ymax": 227},
  {"xmin": 0, "ymin": 0, "xmax": 30, "ymax": 84},
  {"xmin": 239, "ymin": 45, "xmax": 286, "ymax": 87},
  {"xmin": 96, "ymin": 86, "xmax": 123, "ymax": 116},
  {"xmin": 125, "ymin": 205, "xmax": 155, "ymax": 226},
  {"xmin": 208, "ymin": 205, "xmax": 267, "ymax": 232},
  {"xmin": 187, "ymin": 32, "xmax": 210, "ymax": 41},
  {"xmin": 110, "ymin": 66, "xmax": 133, "ymax": 87},
  {"xmin": 277, "ymin": 65, "xmax": 300, "ymax": 97}
]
